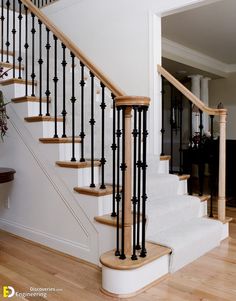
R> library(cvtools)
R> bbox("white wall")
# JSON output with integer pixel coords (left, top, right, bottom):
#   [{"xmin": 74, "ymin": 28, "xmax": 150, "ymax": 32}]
[
  {"xmin": 209, "ymin": 73, "xmax": 236, "ymax": 139},
  {"xmin": 43, "ymin": 0, "xmax": 211, "ymax": 155}
]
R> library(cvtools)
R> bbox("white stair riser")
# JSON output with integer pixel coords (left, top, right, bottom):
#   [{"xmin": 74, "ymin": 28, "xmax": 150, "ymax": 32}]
[
  {"xmin": 101, "ymin": 255, "xmax": 169, "ymax": 296},
  {"xmin": 1, "ymin": 54, "xmax": 13, "ymax": 63},
  {"xmin": 158, "ymin": 160, "xmax": 169, "ymax": 174},
  {"xmin": 56, "ymin": 166, "xmax": 100, "ymax": 188},
  {"xmin": 199, "ymin": 200, "xmax": 208, "ymax": 217},
  {"xmin": 25, "ymin": 121, "xmax": 63, "ymax": 138},
  {"xmin": 1, "ymin": 82, "xmax": 36, "ymax": 99},
  {"xmin": 177, "ymin": 179, "xmax": 188, "ymax": 195},
  {"xmin": 12, "ymin": 102, "xmax": 47, "ymax": 119},
  {"xmin": 0, "ymin": 68, "xmax": 24, "ymax": 79},
  {"xmin": 39, "ymin": 143, "xmax": 81, "ymax": 162}
]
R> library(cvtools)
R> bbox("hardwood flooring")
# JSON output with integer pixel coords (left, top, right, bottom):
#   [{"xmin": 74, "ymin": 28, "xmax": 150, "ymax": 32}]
[{"xmin": 0, "ymin": 224, "xmax": 235, "ymax": 300}]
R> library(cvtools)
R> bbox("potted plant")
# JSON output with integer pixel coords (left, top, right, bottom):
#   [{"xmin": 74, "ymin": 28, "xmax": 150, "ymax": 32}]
[{"xmin": 0, "ymin": 65, "xmax": 11, "ymax": 141}]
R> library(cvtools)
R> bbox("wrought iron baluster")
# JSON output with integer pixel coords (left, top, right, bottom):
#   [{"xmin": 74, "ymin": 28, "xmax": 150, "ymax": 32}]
[
  {"xmin": 38, "ymin": 19, "xmax": 43, "ymax": 115},
  {"xmin": 161, "ymin": 76, "xmax": 165, "ymax": 156},
  {"xmin": 140, "ymin": 106, "xmax": 148, "ymax": 258},
  {"xmin": 100, "ymin": 82, "xmax": 106, "ymax": 189},
  {"xmin": 61, "ymin": 44, "xmax": 67, "ymax": 137},
  {"xmin": 24, "ymin": 5, "xmax": 29, "ymax": 96},
  {"xmin": 179, "ymin": 95, "xmax": 183, "ymax": 174},
  {"xmin": 131, "ymin": 106, "xmax": 138, "ymax": 260},
  {"xmin": 111, "ymin": 93, "xmax": 117, "ymax": 216},
  {"xmin": 1, "ymin": 0, "xmax": 4, "ymax": 62},
  {"xmin": 79, "ymin": 62, "xmax": 85, "ymax": 162},
  {"xmin": 115, "ymin": 107, "xmax": 121, "ymax": 257},
  {"xmin": 31, "ymin": 13, "xmax": 36, "ymax": 96},
  {"xmin": 18, "ymin": 0, "xmax": 23, "ymax": 79},
  {"xmin": 6, "ymin": 0, "xmax": 10, "ymax": 63},
  {"xmin": 209, "ymin": 115, "xmax": 215, "ymax": 218},
  {"xmin": 53, "ymin": 35, "xmax": 58, "ymax": 138},
  {"xmin": 70, "ymin": 52, "xmax": 76, "ymax": 162},
  {"xmin": 120, "ymin": 107, "xmax": 126, "ymax": 260},
  {"xmin": 136, "ymin": 107, "xmax": 142, "ymax": 250},
  {"xmin": 12, "ymin": 0, "xmax": 16, "ymax": 78},
  {"xmin": 89, "ymin": 72, "xmax": 96, "ymax": 187},
  {"xmin": 45, "ymin": 27, "xmax": 51, "ymax": 116}
]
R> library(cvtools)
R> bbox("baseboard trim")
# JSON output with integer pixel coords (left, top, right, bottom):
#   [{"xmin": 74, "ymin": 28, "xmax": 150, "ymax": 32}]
[{"xmin": 0, "ymin": 228, "xmax": 100, "ymax": 271}]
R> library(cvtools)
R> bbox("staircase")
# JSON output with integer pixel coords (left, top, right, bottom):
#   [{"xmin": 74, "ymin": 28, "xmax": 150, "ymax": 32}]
[{"xmin": 0, "ymin": 0, "xmax": 231, "ymax": 298}]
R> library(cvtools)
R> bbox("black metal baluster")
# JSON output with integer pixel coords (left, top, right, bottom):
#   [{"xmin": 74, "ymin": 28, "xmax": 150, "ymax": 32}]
[
  {"xmin": 12, "ymin": 0, "xmax": 16, "ymax": 78},
  {"xmin": 115, "ymin": 107, "xmax": 121, "ymax": 257},
  {"xmin": 161, "ymin": 76, "xmax": 165, "ymax": 156},
  {"xmin": 120, "ymin": 107, "xmax": 126, "ymax": 260},
  {"xmin": 136, "ymin": 107, "xmax": 142, "ymax": 250},
  {"xmin": 24, "ymin": 5, "xmax": 29, "ymax": 96},
  {"xmin": 79, "ymin": 62, "xmax": 86, "ymax": 162},
  {"xmin": 6, "ymin": 0, "xmax": 10, "ymax": 63},
  {"xmin": 188, "ymin": 101, "xmax": 193, "ymax": 195},
  {"xmin": 89, "ymin": 72, "xmax": 96, "ymax": 187},
  {"xmin": 179, "ymin": 95, "xmax": 183, "ymax": 174},
  {"xmin": 31, "ymin": 13, "xmax": 36, "ymax": 96},
  {"xmin": 53, "ymin": 35, "xmax": 58, "ymax": 138},
  {"xmin": 198, "ymin": 110, "xmax": 204, "ymax": 196},
  {"xmin": 45, "ymin": 27, "xmax": 51, "ymax": 115},
  {"xmin": 131, "ymin": 106, "xmax": 138, "ymax": 260},
  {"xmin": 38, "ymin": 19, "xmax": 43, "ymax": 115},
  {"xmin": 70, "ymin": 52, "xmax": 76, "ymax": 162},
  {"xmin": 209, "ymin": 115, "xmax": 214, "ymax": 218},
  {"xmin": 61, "ymin": 44, "xmax": 67, "ymax": 137},
  {"xmin": 100, "ymin": 82, "xmax": 106, "ymax": 189},
  {"xmin": 140, "ymin": 107, "xmax": 148, "ymax": 258},
  {"xmin": 1, "ymin": 0, "xmax": 4, "ymax": 62},
  {"xmin": 37, "ymin": 0, "xmax": 39, "ymax": 7},
  {"xmin": 18, "ymin": 0, "xmax": 22, "ymax": 79},
  {"xmin": 111, "ymin": 93, "xmax": 117, "ymax": 216}
]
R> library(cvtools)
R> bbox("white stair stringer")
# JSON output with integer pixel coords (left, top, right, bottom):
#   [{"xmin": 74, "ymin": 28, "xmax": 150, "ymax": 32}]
[
  {"xmin": 148, "ymin": 217, "xmax": 222, "ymax": 273},
  {"xmin": 1, "ymin": 104, "xmax": 100, "ymax": 264}
]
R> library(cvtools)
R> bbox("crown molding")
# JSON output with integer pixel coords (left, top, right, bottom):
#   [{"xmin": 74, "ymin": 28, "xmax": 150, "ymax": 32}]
[{"xmin": 162, "ymin": 38, "xmax": 236, "ymax": 77}]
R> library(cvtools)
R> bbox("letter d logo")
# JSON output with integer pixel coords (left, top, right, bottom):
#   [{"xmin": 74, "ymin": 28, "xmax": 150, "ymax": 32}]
[{"xmin": 3, "ymin": 286, "xmax": 15, "ymax": 298}]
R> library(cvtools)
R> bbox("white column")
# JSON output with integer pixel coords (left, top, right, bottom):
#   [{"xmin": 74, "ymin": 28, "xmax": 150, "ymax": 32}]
[
  {"xmin": 200, "ymin": 77, "xmax": 211, "ymax": 133},
  {"xmin": 188, "ymin": 75, "xmax": 202, "ymax": 133}
]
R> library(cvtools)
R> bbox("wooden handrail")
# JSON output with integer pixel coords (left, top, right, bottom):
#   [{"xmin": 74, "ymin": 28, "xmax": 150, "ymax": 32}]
[
  {"xmin": 21, "ymin": 0, "xmax": 125, "ymax": 97},
  {"xmin": 158, "ymin": 65, "xmax": 227, "ymax": 116}
]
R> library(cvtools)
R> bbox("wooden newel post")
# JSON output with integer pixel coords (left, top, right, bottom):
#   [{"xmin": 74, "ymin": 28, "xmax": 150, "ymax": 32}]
[
  {"xmin": 115, "ymin": 96, "xmax": 150, "ymax": 257},
  {"xmin": 218, "ymin": 110, "xmax": 227, "ymax": 222}
]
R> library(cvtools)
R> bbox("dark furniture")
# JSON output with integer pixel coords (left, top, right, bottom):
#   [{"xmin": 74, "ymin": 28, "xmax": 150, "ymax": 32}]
[{"xmin": 0, "ymin": 168, "xmax": 16, "ymax": 184}]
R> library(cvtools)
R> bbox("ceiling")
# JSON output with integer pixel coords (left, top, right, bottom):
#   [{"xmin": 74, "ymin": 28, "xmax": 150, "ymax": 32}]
[{"xmin": 162, "ymin": 0, "xmax": 236, "ymax": 64}]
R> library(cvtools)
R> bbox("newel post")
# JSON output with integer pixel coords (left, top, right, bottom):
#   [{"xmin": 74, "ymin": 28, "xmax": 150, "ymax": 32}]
[
  {"xmin": 115, "ymin": 96, "xmax": 150, "ymax": 258},
  {"xmin": 218, "ymin": 110, "xmax": 227, "ymax": 221}
]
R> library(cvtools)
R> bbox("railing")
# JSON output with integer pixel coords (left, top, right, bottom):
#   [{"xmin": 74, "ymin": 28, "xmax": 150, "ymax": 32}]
[
  {"xmin": 158, "ymin": 65, "xmax": 227, "ymax": 222},
  {"xmin": 30, "ymin": 0, "xmax": 57, "ymax": 9},
  {"xmin": 0, "ymin": 0, "xmax": 150, "ymax": 260}
]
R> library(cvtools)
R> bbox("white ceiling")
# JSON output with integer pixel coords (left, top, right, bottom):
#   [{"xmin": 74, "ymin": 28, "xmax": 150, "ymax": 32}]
[{"xmin": 162, "ymin": 0, "xmax": 236, "ymax": 64}]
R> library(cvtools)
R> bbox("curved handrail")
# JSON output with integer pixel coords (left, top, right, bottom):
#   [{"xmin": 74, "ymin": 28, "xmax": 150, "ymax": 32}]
[
  {"xmin": 21, "ymin": 0, "xmax": 125, "ymax": 97},
  {"xmin": 158, "ymin": 65, "xmax": 227, "ymax": 116}
]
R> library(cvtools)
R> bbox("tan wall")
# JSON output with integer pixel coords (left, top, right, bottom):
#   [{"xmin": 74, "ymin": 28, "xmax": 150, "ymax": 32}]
[{"xmin": 209, "ymin": 73, "xmax": 236, "ymax": 139}]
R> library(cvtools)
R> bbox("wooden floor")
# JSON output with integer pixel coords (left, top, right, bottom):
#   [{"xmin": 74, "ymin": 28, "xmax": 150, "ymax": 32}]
[{"xmin": 0, "ymin": 224, "xmax": 236, "ymax": 300}]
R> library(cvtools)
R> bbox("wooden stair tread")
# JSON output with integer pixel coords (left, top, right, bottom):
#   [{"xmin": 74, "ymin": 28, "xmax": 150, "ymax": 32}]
[
  {"xmin": 74, "ymin": 185, "xmax": 121, "ymax": 197},
  {"xmin": 0, "ymin": 78, "xmax": 37, "ymax": 86},
  {"xmin": 39, "ymin": 137, "xmax": 81, "ymax": 144},
  {"xmin": 25, "ymin": 116, "xmax": 63, "ymax": 122},
  {"xmin": 0, "ymin": 61, "xmax": 24, "ymax": 70},
  {"xmin": 160, "ymin": 155, "xmax": 171, "ymax": 161},
  {"xmin": 100, "ymin": 242, "xmax": 171, "ymax": 270},
  {"xmin": 94, "ymin": 213, "xmax": 142, "ymax": 228},
  {"xmin": 0, "ymin": 49, "xmax": 14, "ymax": 56},
  {"xmin": 56, "ymin": 160, "xmax": 101, "ymax": 169},
  {"xmin": 176, "ymin": 174, "xmax": 190, "ymax": 181},
  {"xmin": 209, "ymin": 216, "xmax": 233, "ymax": 224},
  {"xmin": 192, "ymin": 194, "xmax": 211, "ymax": 202},
  {"xmin": 12, "ymin": 96, "xmax": 49, "ymax": 103}
]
